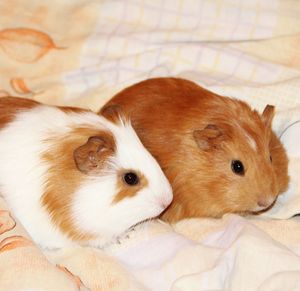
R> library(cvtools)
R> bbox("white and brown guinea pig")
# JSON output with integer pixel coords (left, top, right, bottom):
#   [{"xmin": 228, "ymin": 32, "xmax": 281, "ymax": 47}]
[
  {"xmin": 0, "ymin": 97, "xmax": 172, "ymax": 249},
  {"xmin": 101, "ymin": 77, "xmax": 289, "ymax": 223}
]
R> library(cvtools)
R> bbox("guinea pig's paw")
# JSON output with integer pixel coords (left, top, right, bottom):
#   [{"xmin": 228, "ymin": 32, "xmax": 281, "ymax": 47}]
[
  {"xmin": 0, "ymin": 210, "xmax": 16, "ymax": 235},
  {"xmin": 119, "ymin": 228, "xmax": 137, "ymax": 241},
  {"xmin": 103, "ymin": 228, "xmax": 139, "ymax": 250},
  {"xmin": 112, "ymin": 232, "xmax": 134, "ymax": 246},
  {"xmin": 106, "ymin": 219, "xmax": 167, "ymax": 250}
]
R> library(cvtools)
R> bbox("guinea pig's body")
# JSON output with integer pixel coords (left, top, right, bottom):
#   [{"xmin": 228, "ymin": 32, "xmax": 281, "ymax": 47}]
[
  {"xmin": 0, "ymin": 97, "xmax": 172, "ymax": 249},
  {"xmin": 101, "ymin": 77, "xmax": 289, "ymax": 222}
]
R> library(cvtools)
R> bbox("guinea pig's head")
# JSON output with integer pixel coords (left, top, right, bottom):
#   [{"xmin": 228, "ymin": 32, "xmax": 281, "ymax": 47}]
[
  {"xmin": 175, "ymin": 102, "xmax": 289, "ymax": 218},
  {"xmin": 70, "ymin": 108, "xmax": 173, "ymax": 244}
]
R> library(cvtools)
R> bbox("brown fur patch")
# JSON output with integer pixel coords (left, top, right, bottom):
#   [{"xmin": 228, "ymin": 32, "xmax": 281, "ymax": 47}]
[
  {"xmin": 103, "ymin": 77, "xmax": 289, "ymax": 222},
  {"xmin": 269, "ymin": 131, "xmax": 289, "ymax": 194},
  {"xmin": 100, "ymin": 104, "xmax": 131, "ymax": 125},
  {"xmin": 59, "ymin": 105, "xmax": 89, "ymax": 114},
  {"xmin": 41, "ymin": 126, "xmax": 115, "ymax": 242},
  {"xmin": 113, "ymin": 170, "xmax": 148, "ymax": 204},
  {"xmin": 0, "ymin": 96, "xmax": 38, "ymax": 129}
]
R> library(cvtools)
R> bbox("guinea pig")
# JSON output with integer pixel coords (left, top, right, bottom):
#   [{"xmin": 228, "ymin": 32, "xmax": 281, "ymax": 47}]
[
  {"xmin": 100, "ymin": 77, "xmax": 289, "ymax": 223},
  {"xmin": 0, "ymin": 97, "xmax": 173, "ymax": 249}
]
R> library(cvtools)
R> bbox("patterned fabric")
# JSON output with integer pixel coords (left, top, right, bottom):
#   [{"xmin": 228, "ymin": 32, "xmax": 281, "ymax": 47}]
[
  {"xmin": 0, "ymin": 199, "xmax": 88, "ymax": 290},
  {"xmin": 0, "ymin": 0, "xmax": 300, "ymax": 290},
  {"xmin": 0, "ymin": 0, "xmax": 300, "ymax": 110}
]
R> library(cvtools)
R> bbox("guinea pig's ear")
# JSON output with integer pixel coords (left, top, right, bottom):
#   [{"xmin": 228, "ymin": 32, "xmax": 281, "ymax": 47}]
[
  {"xmin": 193, "ymin": 124, "xmax": 223, "ymax": 150},
  {"xmin": 100, "ymin": 104, "xmax": 129, "ymax": 125},
  {"xmin": 73, "ymin": 135, "xmax": 115, "ymax": 175},
  {"xmin": 262, "ymin": 105, "xmax": 275, "ymax": 129}
]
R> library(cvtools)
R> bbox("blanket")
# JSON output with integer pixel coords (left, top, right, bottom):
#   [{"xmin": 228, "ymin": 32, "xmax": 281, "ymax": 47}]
[{"xmin": 1, "ymin": 0, "xmax": 300, "ymax": 290}]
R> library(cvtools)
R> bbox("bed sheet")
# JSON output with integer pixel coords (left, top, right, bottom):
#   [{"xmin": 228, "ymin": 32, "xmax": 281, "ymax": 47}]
[{"xmin": 1, "ymin": 0, "xmax": 300, "ymax": 290}]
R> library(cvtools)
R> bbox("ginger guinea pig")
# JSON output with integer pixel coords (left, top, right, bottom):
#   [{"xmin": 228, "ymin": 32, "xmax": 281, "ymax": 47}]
[
  {"xmin": 0, "ymin": 97, "xmax": 172, "ymax": 248},
  {"xmin": 101, "ymin": 77, "xmax": 289, "ymax": 223}
]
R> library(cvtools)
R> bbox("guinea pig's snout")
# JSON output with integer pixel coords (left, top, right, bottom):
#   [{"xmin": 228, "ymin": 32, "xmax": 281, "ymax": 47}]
[
  {"xmin": 257, "ymin": 196, "xmax": 277, "ymax": 210},
  {"xmin": 157, "ymin": 191, "xmax": 173, "ymax": 210},
  {"xmin": 160, "ymin": 197, "xmax": 171, "ymax": 209}
]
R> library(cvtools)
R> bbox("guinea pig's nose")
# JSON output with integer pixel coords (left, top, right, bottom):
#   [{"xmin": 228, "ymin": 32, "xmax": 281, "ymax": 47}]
[{"xmin": 257, "ymin": 197, "xmax": 275, "ymax": 208}]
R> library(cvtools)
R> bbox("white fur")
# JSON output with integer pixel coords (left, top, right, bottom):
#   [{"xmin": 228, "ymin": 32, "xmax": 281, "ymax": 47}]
[
  {"xmin": 235, "ymin": 122, "xmax": 257, "ymax": 151},
  {"xmin": 245, "ymin": 132, "xmax": 257, "ymax": 151},
  {"xmin": 72, "ymin": 118, "xmax": 173, "ymax": 247},
  {"xmin": 0, "ymin": 104, "xmax": 172, "ymax": 249}
]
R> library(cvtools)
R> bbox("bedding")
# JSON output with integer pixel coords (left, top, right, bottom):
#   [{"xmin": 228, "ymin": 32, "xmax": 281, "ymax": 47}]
[{"xmin": 1, "ymin": 0, "xmax": 300, "ymax": 290}]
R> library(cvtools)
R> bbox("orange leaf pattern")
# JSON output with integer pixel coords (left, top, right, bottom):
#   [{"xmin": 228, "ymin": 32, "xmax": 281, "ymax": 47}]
[
  {"xmin": 0, "ymin": 235, "xmax": 33, "ymax": 253},
  {"xmin": 0, "ymin": 210, "xmax": 16, "ymax": 235},
  {"xmin": 10, "ymin": 78, "xmax": 33, "ymax": 95},
  {"xmin": 57, "ymin": 265, "xmax": 86, "ymax": 289},
  {"xmin": 0, "ymin": 27, "xmax": 63, "ymax": 63}
]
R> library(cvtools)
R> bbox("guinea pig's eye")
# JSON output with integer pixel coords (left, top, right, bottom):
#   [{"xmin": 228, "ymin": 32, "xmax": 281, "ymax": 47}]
[
  {"xmin": 123, "ymin": 172, "xmax": 139, "ymax": 186},
  {"xmin": 231, "ymin": 160, "xmax": 245, "ymax": 176},
  {"xmin": 270, "ymin": 155, "xmax": 272, "ymax": 162}
]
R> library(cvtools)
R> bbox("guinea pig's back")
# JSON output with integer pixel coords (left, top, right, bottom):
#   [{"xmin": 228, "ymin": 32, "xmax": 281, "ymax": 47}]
[
  {"xmin": 0, "ymin": 97, "xmax": 45, "ymax": 203},
  {"xmin": 0, "ymin": 97, "xmax": 39, "ymax": 129},
  {"xmin": 103, "ymin": 78, "xmax": 215, "ymax": 160},
  {"xmin": 102, "ymin": 78, "xmax": 253, "ymax": 168},
  {"xmin": 108, "ymin": 77, "xmax": 213, "ymax": 121}
]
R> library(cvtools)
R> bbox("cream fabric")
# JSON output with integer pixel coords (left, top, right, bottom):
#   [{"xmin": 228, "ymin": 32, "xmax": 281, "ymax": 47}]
[{"xmin": 1, "ymin": 0, "xmax": 300, "ymax": 290}]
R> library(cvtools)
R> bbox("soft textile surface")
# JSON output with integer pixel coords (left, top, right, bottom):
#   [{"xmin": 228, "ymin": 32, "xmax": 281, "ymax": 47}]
[
  {"xmin": 1, "ymin": 0, "xmax": 300, "ymax": 111},
  {"xmin": 1, "ymin": 0, "xmax": 300, "ymax": 290}
]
